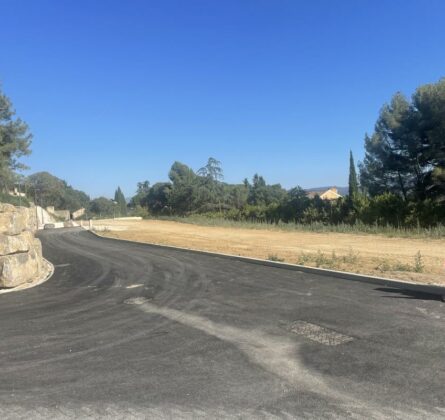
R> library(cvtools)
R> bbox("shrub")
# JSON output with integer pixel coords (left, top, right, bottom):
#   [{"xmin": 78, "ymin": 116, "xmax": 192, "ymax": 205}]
[
  {"xmin": 267, "ymin": 254, "xmax": 285, "ymax": 262},
  {"xmin": 413, "ymin": 251, "xmax": 424, "ymax": 273}
]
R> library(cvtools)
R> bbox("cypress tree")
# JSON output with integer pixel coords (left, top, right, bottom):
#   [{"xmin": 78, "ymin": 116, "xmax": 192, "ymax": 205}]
[
  {"xmin": 348, "ymin": 151, "xmax": 359, "ymax": 200},
  {"xmin": 114, "ymin": 186, "xmax": 127, "ymax": 217}
]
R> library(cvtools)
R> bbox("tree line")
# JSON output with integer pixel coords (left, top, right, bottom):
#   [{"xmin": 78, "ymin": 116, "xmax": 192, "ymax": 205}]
[
  {"xmin": 0, "ymin": 78, "xmax": 444, "ymax": 227},
  {"xmin": 126, "ymin": 78, "xmax": 445, "ymax": 227}
]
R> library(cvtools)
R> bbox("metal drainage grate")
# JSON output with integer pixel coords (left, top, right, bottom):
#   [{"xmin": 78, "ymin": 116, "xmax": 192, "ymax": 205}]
[{"xmin": 290, "ymin": 321, "xmax": 353, "ymax": 346}]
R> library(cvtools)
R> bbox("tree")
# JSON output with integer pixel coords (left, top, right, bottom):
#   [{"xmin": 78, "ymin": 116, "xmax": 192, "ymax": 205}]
[
  {"xmin": 227, "ymin": 184, "xmax": 248, "ymax": 209},
  {"xmin": 197, "ymin": 157, "xmax": 224, "ymax": 182},
  {"xmin": 286, "ymin": 186, "xmax": 310, "ymax": 220},
  {"xmin": 248, "ymin": 174, "xmax": 267, "ymax": 205},
  {"xmin": 359, "ymin": 93, "xmax": 415, "ymax": 200},
  {"xmin": 412, "ymin": 78, "xmax": 445, "ymax": 201},
  {"xmin": 27, "ymin": 172, "xmax": 90, "ymax": 211},
  {"xmin": 248, "ymin": 174, "xmax": 287, "ymax": 206},
  {"xmin": 348, "ymin": 151, "xmax": 359, "ymax": 201},
  {"xmin": 359, "ymin": 78, "xmax": 445, "ymax": 202},
  {"xmin": 146, "ymin": 182, "xmax": 172, "ymax": 214},
  {"xmin": 168, "ymin": 162, "xmax": 198, "ymax": 214},
  {"xmin": 0, "ymin": 86, "xmax": 32, "ymax": 191},
  {"xmin": 130, "ymin": 180, "xmax": 150, "ymax": 208},
  {"xmin": 136, "ymin": 180, "xmax": 150, "ymax": 195},
  {"xmin": 114, "ymin": 186, "xmax": 127, "ymax": 216},
  {"xmin": 197, "ymin": 158, "xmax": 224, "ymax": 212},
  {"xmin": 89, "ymin": 197, "xmax": 115, "ymax": 218}
]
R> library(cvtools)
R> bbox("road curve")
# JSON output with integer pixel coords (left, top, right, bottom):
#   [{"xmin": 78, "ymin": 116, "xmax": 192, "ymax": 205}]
[{"xmin": 0, "ymin": 228, "xmax": 444, "ymax": 419}]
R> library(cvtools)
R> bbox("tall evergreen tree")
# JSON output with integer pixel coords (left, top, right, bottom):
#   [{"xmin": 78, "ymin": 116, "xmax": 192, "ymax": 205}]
[
  {"xmin": 0, "ymin": 86, "xmax": 32, "ymax": 191},
  {"xmin": 359, "ymin": 78, "xmax": 445, "ymax": 201},
  {"xmin": 114, "ymin": 186, "xmax": 127, "ymax": 216},
  {"xmin": 197, "ymin": 157, "xmax": 224, "ymax": 182},
  {"xmin": 348, "ymin": 150, "xmax": 359, "ymax": 200}
]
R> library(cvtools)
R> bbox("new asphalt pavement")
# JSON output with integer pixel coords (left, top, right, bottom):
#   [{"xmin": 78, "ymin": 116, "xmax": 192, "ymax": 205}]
[{"xmin": 0, "ymin": 228, "xmax": 444, "ymax": 419}]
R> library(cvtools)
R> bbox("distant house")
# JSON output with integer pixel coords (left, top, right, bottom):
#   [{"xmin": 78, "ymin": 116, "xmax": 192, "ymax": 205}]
[
  {"xmin": 8, "ymin": 187, "xmax": 26, "ymax": 198},
  {"xmin": 306, "ymin": 187, "xmax": 343, "ymax": 201}
]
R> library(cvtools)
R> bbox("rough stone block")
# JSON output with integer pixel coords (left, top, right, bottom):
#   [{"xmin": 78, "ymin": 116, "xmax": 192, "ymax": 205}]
[
  {"xmin": 0, "ymin": 251, "xmax": 40, "ymax": 288},
  {"xmin": 0, "ymin": 203, "xmax": 16, "ymax": 213},
  {"xmin": 0, "ymin": 211, "xmax": 28, "ymax": 236},
  {"xmin": 0, "ymin": 204, "xmax": 44, "ymax": 288},
  {"xmin": 33, "ymin": 238, "xmax": 42, "ymax": 257},
  {"xmin": 0, "ymin": 231, "xmax": 35, "ymax": 255}
]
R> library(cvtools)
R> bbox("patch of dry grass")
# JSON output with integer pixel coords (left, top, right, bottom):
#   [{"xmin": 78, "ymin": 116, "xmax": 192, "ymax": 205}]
[{"xmin": 93, "ymin": 218, "xmax": 445, "ymax": 285}]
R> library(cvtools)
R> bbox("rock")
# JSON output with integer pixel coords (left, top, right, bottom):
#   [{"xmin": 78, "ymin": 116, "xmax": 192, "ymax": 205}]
[
  {"xmin": 26, "ymin": 208, "xmax": 37, "ymax": 231},
  {"xmin": 0, "ymin": 231, "xmax": 35, "ymax": 255},
  {"xmin": 0, "ymin": 206, "xmax": 37, "ymax": 233},
  {"xmin": 0, "ymin": 211, "xmax": 28, "ymax": 236},
  {"xmin": 33, "ymin": 238, "xmax": 42, "ymax": 257},
  {"xmin": 0, "ymin": 203, "xmax": 16, "ymax": 213},
  {"xmin": 0, "ymin": 251, "xmax": 40, "ymax": 288},
  {"xmin": 0, "ymin": 204, "xmax": 45, "ymax": 288}
]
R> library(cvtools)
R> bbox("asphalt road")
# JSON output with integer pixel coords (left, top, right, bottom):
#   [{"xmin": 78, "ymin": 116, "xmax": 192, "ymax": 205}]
[{"xmin": 0, "ymin": 228, "xmax": 444, "ymax": 419}]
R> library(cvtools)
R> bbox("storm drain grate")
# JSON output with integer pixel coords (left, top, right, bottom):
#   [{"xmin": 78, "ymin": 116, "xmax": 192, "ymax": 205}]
[{"xmin": 290, "ymin": 321, "xmax": 353, "ymax": 346}]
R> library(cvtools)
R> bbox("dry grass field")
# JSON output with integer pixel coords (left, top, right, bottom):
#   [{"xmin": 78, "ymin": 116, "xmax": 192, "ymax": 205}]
[{"xmin": 93, "ymin": 219, "xmax": 445, "ymax": 285}]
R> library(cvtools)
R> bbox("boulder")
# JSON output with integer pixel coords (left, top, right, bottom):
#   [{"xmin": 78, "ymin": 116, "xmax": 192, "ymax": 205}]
[
  {"xmin": 0, "ymin": 250, "xmax": 41, "ymax": 288},
  {"xmin": 0, "ymin": 231, "xmax": 35, "ymax": 255},
  {"xmin": 33, "ymin": 238, "xmax": 42, "ymax": 257},
  {"xmin": 26, "ymin": 208, "xmax": 37, "ymax": 231},
  {"xmin": 0, "ymin": 211, "xmax": 28, "ymax": 236},
  {"xmin": 0, "ymin": 203, "xmax": 16, "ymax": 213},
  {"xmin": 21, "ymin": 207, "xmax": 37, "ymax": 232},
  {"xmin": 0, "ymin": 203, "xmax": 45, "ymax": 288}
]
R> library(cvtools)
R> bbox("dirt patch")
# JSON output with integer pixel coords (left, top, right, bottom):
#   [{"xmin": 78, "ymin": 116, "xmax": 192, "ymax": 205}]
[{"xmin": 93, "ymin": 219, "xmax": 445, "ymax": 285}]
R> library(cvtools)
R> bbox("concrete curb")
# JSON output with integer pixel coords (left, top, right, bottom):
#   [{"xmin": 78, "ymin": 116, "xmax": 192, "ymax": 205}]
[
  {"xmin": 86, "ymin": 228, "xmax": 445, "ymax": 299},
  {"xmin": 0, "ymin": 258, "xmax": 55, "ymax": 295}
]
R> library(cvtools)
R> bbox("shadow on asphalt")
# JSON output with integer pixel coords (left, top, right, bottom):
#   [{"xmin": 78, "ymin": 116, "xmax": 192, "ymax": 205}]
[{"xmin": 376, "ymin": 287, "xmax": 444, "ymax": 302}]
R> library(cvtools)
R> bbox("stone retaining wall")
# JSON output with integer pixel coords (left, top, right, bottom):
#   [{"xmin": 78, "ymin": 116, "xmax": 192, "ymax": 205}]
[{"xmin": 0, "ymin": 203, "xmax": 45, "ymax": 288}]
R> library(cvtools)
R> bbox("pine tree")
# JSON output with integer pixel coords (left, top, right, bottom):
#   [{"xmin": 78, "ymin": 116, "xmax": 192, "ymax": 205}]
[
  {"xmin": 0, "ymin": 86, "xmax": 32, "ymax": 191},
  {"xmin": 348, "ymin": 151, "xmax": 359, "ymax": 201}
]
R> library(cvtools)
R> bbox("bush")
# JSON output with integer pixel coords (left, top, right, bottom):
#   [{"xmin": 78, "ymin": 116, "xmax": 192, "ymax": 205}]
[
  {"xmin": 0, "ymin": 192, "xmax": 30, "ymax": 207},
  {"xmin": 267, "ymin": 254, "xmax": 285, "ymax": 262},
  {"xmin": 130, "ymin": 205, "xmax": 150, "ymax": 218}
]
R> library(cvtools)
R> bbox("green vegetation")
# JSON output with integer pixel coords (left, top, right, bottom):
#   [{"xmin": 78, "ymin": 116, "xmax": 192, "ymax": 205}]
[
  {"xmin": 0, "ymin": 191, "xmax": 30, "ymax": 207},
  {"xmin": 0, "ymin": 78, "xmax": 443, "ymax": 232},
  {"xmin": 376, "ymin": 252, "xmax": 425, "ymax": 274},
  {"xmin": 414, "ymin": 251, "xmax": 425, "ymax": 273},
  {"xmin": 0, "ymin": 85, "xmax": 32, "ymax": 193},
  {"xmin": 89, "ymin": 197, "xmax": 116, "ymax": 218},
  {"xmin": 348, "ymin": 150, "xmax": 359, "ymax": 204},
  {"xmin": 147, "ymin": 215, "xmax": 445, "ymax": 239},
  {"xmin": 293, "ymin": 249, "xmax": 425, "ymax": 275},
  {"xmin": 114, "ymin": 187, "xmax": 127, "ymax": 217},
  {"xmin": 295, "ymin": 249, "xmax": 361, "ymax": 270},
  {"xmin": 26, "ymin": 172, "xmax": 90, "ymax": 212},
  {"xmin": 267, "ymin": 254, "xmax": 285, "ymax": 262},
  {"xmin": 128, "ymin": 78, "xmax": 444, "ymax": 232}
]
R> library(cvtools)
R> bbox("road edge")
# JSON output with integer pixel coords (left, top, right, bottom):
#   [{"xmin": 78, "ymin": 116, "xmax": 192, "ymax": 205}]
[
  {"xmin": 87, "ymin": 229, "xmax": 445, "ymax": 299},
  {"xmin": 0, "ymin": 258, "xmax": 55, "ymax": 295}
]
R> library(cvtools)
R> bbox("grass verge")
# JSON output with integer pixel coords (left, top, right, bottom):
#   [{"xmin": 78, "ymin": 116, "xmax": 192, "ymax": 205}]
[{"xmin": 148, "ymin": 215, "xmax": 445, "ymax": 239}]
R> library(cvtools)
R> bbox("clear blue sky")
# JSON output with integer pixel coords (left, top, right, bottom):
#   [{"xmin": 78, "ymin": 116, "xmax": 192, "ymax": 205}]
[{"xmin": 1, "ymin": 0, "xmax": 444, "ymax": 198}]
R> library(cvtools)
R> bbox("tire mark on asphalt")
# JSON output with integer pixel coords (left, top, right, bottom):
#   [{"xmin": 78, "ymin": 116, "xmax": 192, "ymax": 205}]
[
  {"xmin": 136, "ymin": 302, "xmax": 443, "ymax": 419},
  {"xmin": 136, "ymin": 302, "xmax": 354, "ymax": 403}
]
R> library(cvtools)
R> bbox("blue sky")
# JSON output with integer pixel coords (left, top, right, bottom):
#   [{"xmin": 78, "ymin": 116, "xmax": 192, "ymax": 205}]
[{"xmin": 1, "ymin": 0, "xmax": 444, "ymax": 198}]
